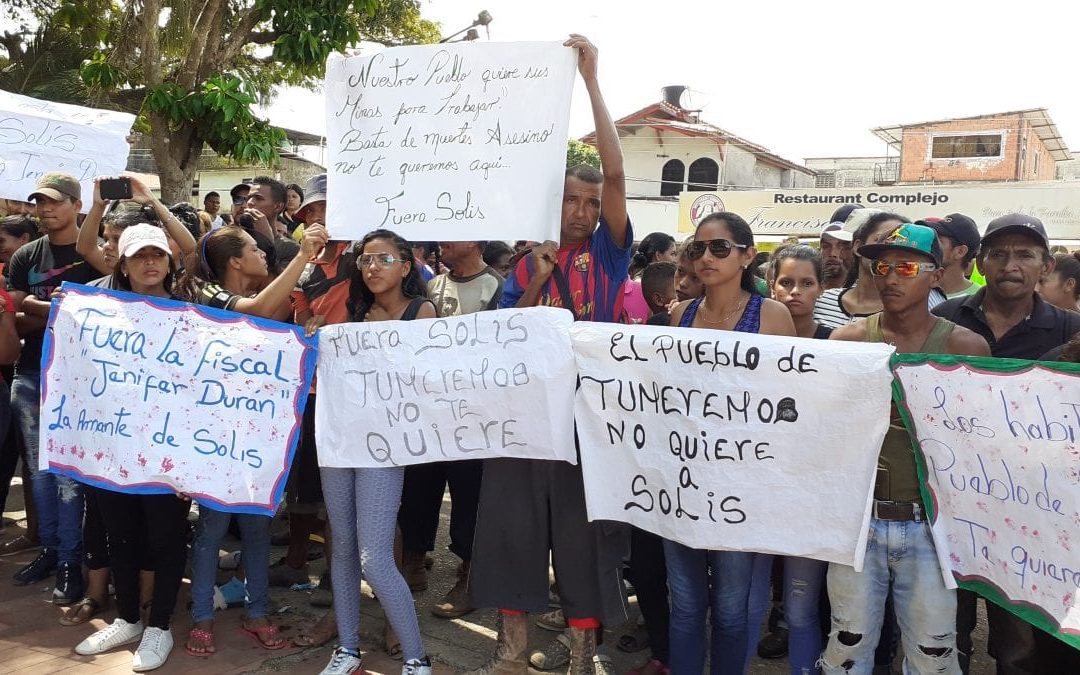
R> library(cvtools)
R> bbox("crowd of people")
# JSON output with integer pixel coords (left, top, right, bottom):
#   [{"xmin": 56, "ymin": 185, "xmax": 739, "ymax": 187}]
[{"xmin": 1, "ymin": 34, "xmax": 1079, "ymax": 675}]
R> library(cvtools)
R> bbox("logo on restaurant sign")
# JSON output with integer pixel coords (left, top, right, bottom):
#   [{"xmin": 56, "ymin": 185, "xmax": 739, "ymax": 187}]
[{"xmin": 690, "ymin": 194, "xmax": 724, "ymax": 225}]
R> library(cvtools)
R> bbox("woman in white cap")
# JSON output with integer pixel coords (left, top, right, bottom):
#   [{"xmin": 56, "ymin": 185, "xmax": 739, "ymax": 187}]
[{"xmin": 72, "ymin": 213, "xmax": 192, "ymax": 672}]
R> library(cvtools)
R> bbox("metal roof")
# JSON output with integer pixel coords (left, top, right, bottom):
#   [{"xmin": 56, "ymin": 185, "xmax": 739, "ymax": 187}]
[{"xmin": 871, "ymin": 108, "xmax": 1071, "ymax": 162}]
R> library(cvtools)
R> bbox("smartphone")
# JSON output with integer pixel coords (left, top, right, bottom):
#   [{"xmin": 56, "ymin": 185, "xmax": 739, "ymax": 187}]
[{"xmin": 99, "ymin": 177, "xmax": 133, "ymax": 200}]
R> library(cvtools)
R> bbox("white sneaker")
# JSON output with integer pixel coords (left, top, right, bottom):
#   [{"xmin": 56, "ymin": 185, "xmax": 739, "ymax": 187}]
[
  {"xmin": 403, "ymin": 656, "xmax": 432, "ymax": 675},
  {"xmin": 75, "ymin": 618, "xmax": 144, "ymax": 655},
  {"xmin": 320, "ymin": 646, "xmax": 363, "ymax": 675},
  {"xmin": 132, "ymin": 626, "xmax": 173, "ymax": 672}
]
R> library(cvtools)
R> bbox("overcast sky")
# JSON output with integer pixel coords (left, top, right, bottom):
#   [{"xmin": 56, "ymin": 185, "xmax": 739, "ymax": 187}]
[{"xmin": 263, "ymin": 0, "xmax": 1080, "ymax": 166}]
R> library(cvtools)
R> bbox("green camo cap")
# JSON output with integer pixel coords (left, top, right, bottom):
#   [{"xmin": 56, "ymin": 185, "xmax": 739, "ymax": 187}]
[
  {"xmin": 28, "ymin": 172, "xmax": 81, "ymax": 202},
  {"xmin": 857, "ymin": 223, "xmax": 943, "ymax": 266}
]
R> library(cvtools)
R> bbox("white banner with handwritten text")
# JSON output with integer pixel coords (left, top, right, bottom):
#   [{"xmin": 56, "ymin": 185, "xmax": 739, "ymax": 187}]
[
  {"xmin": 324, "ymin": 41, "xmax": 575, "ymax": 241},
  {"xmin": 894, "ymin": 357, "xmax": 1080, "ymax": 648},
  {"xmin": 0, "ymin": 90, "xmax": 134, "ymax": 210},
  {"xmin": 40, "ymin": 284, "xmax": 316, "ymax": 516},
  {"xmin": 572, "ymin": 322, "xmax": 894, "ymax": 568},
  {"xmin": 315, "ymin": 307, "xmax": 577, "ymax": 467}
]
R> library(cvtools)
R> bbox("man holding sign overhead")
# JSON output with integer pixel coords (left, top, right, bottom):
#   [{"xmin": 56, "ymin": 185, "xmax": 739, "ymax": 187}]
[{"xmin": 467, "ymin": 34, "xmax": 630, "ymax": 675}]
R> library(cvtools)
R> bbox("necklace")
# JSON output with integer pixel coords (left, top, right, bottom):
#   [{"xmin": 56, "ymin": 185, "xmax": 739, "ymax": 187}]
[{"xmin": 698, "ymin": 295, "xmax": 746, "ymax": 327}]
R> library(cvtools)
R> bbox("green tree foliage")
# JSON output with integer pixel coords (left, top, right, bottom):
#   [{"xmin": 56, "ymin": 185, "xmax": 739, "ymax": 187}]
[
  {"xmin": 3, "ymin": 0, "xmax": 440, "ymax": 202},
  {"xmin": 567, "ymin": 138, "xmax": 601, "ymax": 169}
]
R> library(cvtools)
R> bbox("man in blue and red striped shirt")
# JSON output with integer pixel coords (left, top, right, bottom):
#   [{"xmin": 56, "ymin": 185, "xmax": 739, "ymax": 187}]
[{"xmin": 467, "ymin": 34, "xmax": 632, "ymax": 675}]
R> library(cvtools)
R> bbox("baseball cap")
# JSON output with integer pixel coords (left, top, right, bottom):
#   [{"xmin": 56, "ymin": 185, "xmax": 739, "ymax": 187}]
[
  {"xmin": 857, "ymin": 223, "xmax": 943, "ymax": 266},
  {"xmin": 920, "ymin": 213, "xmax": 981, "ymax": 255},
  {"xmin": 830, "ymin": 203, "xmax": 865, "ymax": 225},
  {"xmin": 229, "ymin": 183, "xmax": 250, "ymax": 202},
  {"xmin": 28, "ymin": 172, "xmax": 81, "ymax": 202},
  {"xmin": 117, "ymin": 223, "xmax": 171, "ymax": 260},
  {"xmin": 820, "ymin": 222, "xmax": 853, "ymax": 243},
  {"xmin": 295, "ymin": 174, "xmax": 327, "ymax": 223},
  {"xmin": 981, "ymin": 213, "xmax": 1049, "ymax": 249}
]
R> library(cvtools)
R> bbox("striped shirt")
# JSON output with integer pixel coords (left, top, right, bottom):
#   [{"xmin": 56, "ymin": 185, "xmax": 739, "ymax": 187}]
[{"xmin": 813, "ymin": 286, "xmax": 947, "ymax": 329}]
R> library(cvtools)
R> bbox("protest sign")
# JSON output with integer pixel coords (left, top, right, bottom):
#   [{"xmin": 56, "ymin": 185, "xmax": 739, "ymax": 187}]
[
  {"xmin": 0, "ymin": 90, "xmax": 135, "ymax": 210},
  {"xmin": 316, "ymin": 307, "xmax": 576, "ymax": 468},
  {"xmin": 323, "ymin": 41, "xmax": 575, "ymax": 242},
  {"xmin": 40, "ymin": 284, "xmax": 316, "ymax": 516},
  {"xmin": 893, "ymin": 355, "xmax": 1080, "ymax": 649},
  {"xmin": 572, "ymin": 322, "xmax": 894, "ymax": 568}
]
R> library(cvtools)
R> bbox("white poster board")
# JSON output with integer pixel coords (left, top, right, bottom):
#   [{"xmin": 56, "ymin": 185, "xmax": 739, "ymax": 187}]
[
  {"xmin": 40, "ymin": 285, "xmax": 316, "ymax": 515},
  {"xmin": 316, "ymin": 307, "xmax": 577, "ymax": 467},
  {"xmin": 572, "ymin": 322, "xmax": 894, "ymax": 568},
  {"xmin": 894, "ymin": 357, "xmax": 1080, "ymax": 649},
  {"xmin": 0, "ymin": 90, "xmax": 134, "ymax": 210},
  {"xmin": 324, "ymin": 41, "xmax": 575, "ymax": 242}
]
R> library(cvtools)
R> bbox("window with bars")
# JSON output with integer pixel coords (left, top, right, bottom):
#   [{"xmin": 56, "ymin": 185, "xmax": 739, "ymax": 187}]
[
  {"xmin": 687, "ymin": 158, "xmax": 719, "ymax": 191},
  {"xmin": 660, "ymin": 159, "xmax": 685, "ymax": 196},
  {"xmin": 931, "ymin": 134, "xmax": 1003, "ymax": 159},
  {"xmin": 815, "ymin": 172, "xmax": 836, "ymax": 188}
]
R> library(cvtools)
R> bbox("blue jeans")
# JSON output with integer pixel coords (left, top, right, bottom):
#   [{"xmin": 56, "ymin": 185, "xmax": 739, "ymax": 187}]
[
  {"xmin": 822, "ymin": 518, "xmax": 960, "ymax": 675},
  {"xmin": 664, "ymin": 540, "xmax": 753, "ymax": 675},
  {"xmin": 190, "ymin": 507, "xmax": 272, "ymax": 622},
  {"xmin": 12, "ymin": 369, "xmax": 83, "ymax": 564},
  {"xmin": 747, "ymin": 554, "xmax": 827, "ymax": 675}
]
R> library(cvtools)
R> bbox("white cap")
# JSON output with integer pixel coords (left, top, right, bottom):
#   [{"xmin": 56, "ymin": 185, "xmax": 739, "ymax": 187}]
[
  {"xmin": 842, "ymin": 208, "xmax": 886, "ymax": 238},
  {"xmin": 118, "ymin": 223, "xmax": 171, "ymax": 260},
  {"xmin": 820, "ymin": 222, "xmax": 853, "ymax": 242}
]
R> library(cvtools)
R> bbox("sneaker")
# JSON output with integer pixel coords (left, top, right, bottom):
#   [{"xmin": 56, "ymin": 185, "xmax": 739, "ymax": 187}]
[
  {"xmin": 132, "ymin": 626, "xmax": 173, "ymax": 671},
  {"xmin": 52, "ymin": 561, "xmax": 84, "ymax": 605},
  {"xmin": 535, "ymin": 608, "xmax": 566, "ymax": 632},
  {"xmin": 403, "ymin": 656, "xmax": 432, "ymax": 675},
  {"xmin": 75, "ymin": 618, "xmax": 145, "ymax": 655},
  {"xmin": 0, "ymin": 534, "xmax": 40, "ymax": 557},
  {"xmin": 320, "ymin": 646, "xmax": 363, "ymax": 675},
  {"xmin": 12, "ymin": 547, "xmax": 56, "ymax": 586},
  {"xmin": 528, "ymin": 632, "xmax": 570, "ymax": 670}
]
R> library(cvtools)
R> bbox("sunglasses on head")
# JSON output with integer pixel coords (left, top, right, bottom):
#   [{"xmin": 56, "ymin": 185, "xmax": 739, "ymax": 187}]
[
  {"xmin": 685, "ymin": 238, "xmax": 748, "ymax": 261},
  {"xmin": 232, "ymin": 196, "xmax": 247, "ymax": 205},
  {"xmin": 868, "ymin": 260, "xmax": 938, "ymax": 278}
]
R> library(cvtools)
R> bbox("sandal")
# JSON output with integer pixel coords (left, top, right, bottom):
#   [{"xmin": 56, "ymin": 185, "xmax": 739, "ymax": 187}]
[
  {"xmin": 242, "ymin": 618, "xmax": 287, "ymax": 650},
  {"xmin": 293, "ymin": 612, "xmax": 338, "ymax": 648},
  {"xmin": 185, "ymin": 626, "xmax": 216, "ymax": 657},
  {"xmin": 385, "ymin": 623, "xmax": 402, "ymax": 660},
  {"xmin": 58, "ymin": 597, "xmax": 103, "ymax": 626}
]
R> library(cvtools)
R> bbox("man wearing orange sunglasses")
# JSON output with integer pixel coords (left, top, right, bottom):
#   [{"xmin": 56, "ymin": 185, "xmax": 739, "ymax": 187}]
[{"xmin": 822, "ymin": 223, "xmax": 989, "ymax": 675}]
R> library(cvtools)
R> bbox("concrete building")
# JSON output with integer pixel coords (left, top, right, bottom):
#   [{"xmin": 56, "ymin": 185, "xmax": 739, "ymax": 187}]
[
  {"xmin": 580, "ymin": 86, "xmax": 814, "ymax": 235},
  {"xmin": 803, "ymin": 156, "xmax": 888, "ymax": 188},
  {"xmin": 871, "ymin": 108, "xmax": 1069, "ymax": 184}
]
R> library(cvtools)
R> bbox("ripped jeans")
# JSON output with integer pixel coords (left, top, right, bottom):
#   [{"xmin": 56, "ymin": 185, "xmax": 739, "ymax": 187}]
[{"xmin": 822, "ymin": 518, "xmax": 959, "ymax": 675}]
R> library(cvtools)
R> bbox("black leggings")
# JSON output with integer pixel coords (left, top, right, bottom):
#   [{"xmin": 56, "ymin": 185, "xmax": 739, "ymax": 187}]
[{"xmin": 95, "ymin": 490, "xmax": 190, "ymax": 629}]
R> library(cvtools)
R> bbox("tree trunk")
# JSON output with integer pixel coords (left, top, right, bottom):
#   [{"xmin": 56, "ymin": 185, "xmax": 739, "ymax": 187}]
[{"xmin": 149, "ymin": 113, "xmax": 202, "ymax": 204}]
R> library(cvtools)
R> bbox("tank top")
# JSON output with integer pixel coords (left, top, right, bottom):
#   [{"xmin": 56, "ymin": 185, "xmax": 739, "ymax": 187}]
[
  {"xmin": 679, "ymin": 293, "xmax": 763, "ymax": 333},
  {"xmin": 866, "ymin": 312, "xmax": 956, "ymax": 503}
]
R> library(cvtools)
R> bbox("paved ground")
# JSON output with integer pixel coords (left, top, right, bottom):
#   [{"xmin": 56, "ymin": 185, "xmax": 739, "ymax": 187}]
[{"xmin": 1, "ymin": 477, "xmax": 995, "ymax": 674}]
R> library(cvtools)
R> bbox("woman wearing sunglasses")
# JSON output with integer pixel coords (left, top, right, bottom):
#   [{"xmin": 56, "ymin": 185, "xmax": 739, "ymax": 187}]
[
  {"xmin": 317, "ymin": 229, "xmax": 435, "ymax": 675},
  {"xmin": 178, "ymin": 223, "xmax": 328, "ymax": 659},
  {"xmin": 666, "ymin": 212, "xmax": 795, "ymax": 675}
]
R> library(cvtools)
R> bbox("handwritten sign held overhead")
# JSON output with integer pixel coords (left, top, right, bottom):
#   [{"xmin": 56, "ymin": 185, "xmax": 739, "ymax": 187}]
[
  {"xmin": 572, "ymin": 322, "xmax": 894, "ymax": 568},
  {"xmin": 894, "ymin": 355, "xmax": 1080, "ymax": 650},
  {"xmin": 40, "ymin": 284, "xmax": 316, "ymax": 516},
  {"xmin": 324, "ymin": 42, "xmax": 575, "ymax": 242},
  {"xmin": 315, "ymin": 307, "xmax": 577, "ymax": 467},
  {"xmin": 0, "ymin": 90, "xmax": 134, "ymax": 210}
]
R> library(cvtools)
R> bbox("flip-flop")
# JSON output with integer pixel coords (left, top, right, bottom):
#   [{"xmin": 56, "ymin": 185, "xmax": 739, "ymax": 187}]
[
  {"xmin": 242, "ymin": 621, "xmax": 287, "ymax": 650},
  {"xmin": 58, "ymin": 597, "xmax": 102, "ymax": 626},
  {"xmin": 184, "ymin": 627, "xmax": 216, "ymax": 657}
]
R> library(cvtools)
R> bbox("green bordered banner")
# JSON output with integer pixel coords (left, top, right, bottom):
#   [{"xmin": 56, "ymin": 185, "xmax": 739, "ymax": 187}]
[{"xmin": 891, "ymin": 353, "xmax": 1080, "ymax": 651}]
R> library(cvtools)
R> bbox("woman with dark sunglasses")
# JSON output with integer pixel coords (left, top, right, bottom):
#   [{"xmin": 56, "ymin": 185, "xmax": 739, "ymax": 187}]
[{"xmin": 666, "ymin": 211, "xmax": 795, "ymax": 675}]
